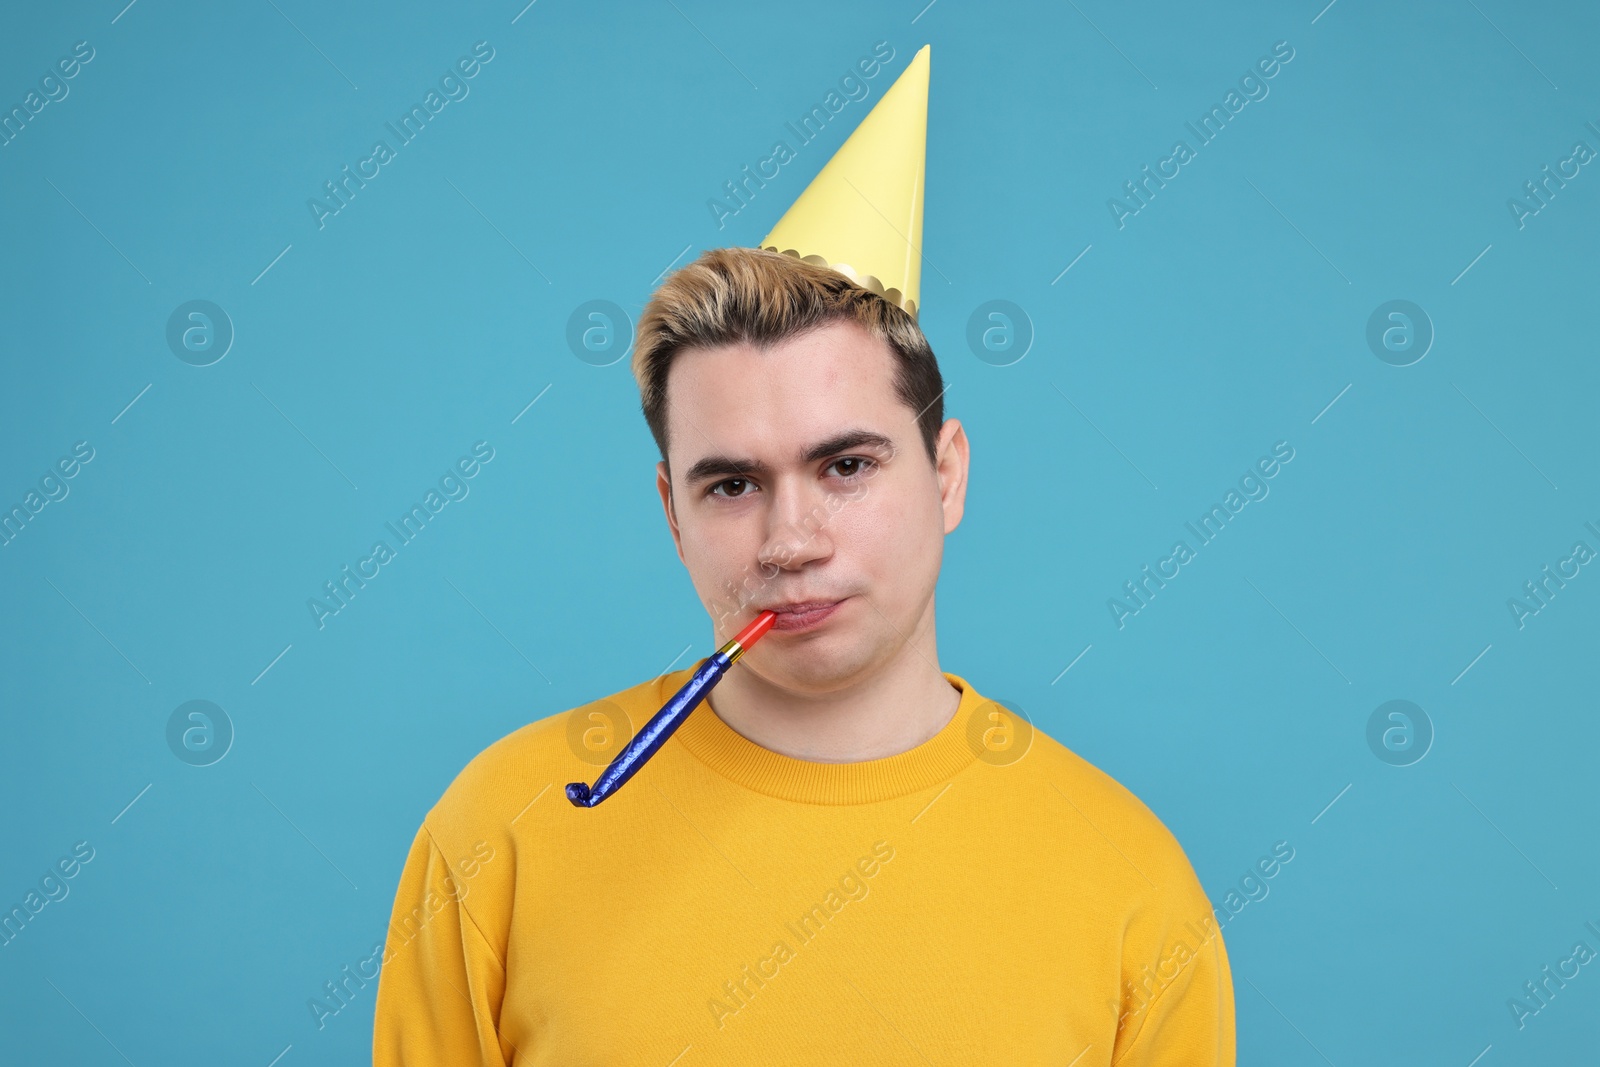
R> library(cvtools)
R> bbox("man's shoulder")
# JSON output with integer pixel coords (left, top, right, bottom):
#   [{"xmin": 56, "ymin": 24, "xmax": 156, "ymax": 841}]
[
  {"xmin": 1019, "ymin": 723, "xmax": 1204, "ymax": 885},
  {"xmin": 421, "ymin": 672, "xmax": 664, "ymax": 845}
]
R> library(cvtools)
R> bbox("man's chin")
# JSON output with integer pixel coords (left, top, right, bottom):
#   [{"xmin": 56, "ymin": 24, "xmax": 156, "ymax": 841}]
[{"xmin": 746, "ymin": 636, "xmax": 885, "ymax": 696}]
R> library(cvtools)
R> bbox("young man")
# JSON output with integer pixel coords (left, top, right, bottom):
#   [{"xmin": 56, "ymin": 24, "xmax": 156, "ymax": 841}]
[{"xmin": 374, "ymin": 45, "xmax": 1234, "ymax": 1065}]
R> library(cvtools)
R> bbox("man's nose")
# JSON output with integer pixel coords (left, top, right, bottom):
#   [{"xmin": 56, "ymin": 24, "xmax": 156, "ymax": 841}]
[{"xmin": 758, "ymin": 479, "xmax": 834, "ymax": 571}]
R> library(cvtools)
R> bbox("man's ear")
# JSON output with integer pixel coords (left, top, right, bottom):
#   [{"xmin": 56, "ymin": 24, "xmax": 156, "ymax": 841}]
[
  {"xmin": 934, "ymin": 418, "xmax": 969, "ymax": 535},
  {"xmin": 656, "ymin": 461, "xmax": 686, "ymax": 565}
]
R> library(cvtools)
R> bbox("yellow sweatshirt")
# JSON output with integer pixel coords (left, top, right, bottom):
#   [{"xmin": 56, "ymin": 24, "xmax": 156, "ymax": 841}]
[{"xmin": 373, "ymin": 666, "xmax": 1235, "ymax": 1065}]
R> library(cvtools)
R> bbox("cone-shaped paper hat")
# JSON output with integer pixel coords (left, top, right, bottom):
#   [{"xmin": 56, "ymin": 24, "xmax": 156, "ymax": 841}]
[{"xmin": 760, "ymin": 44, "xmax": 929, "ymax": 319}]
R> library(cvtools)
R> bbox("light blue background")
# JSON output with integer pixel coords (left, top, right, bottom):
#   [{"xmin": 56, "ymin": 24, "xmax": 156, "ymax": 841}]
[{"xmin": 3, "ymin": 0, "xmax": 1597, "ymax": 1063}]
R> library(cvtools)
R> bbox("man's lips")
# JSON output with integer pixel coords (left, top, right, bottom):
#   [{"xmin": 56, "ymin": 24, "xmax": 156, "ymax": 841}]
[
  {"xmin": 765, "ymin": 599, "xmax": 843, "ymax": 615},
  {"xmin": 765, "ymin": 598, "xmax": 848, "ymax": 632}
]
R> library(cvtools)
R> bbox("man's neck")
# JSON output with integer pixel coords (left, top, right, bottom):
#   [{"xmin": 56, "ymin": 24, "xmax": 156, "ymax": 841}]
[{"xmin": 703, "ymin": 611, "xmax": 961, "ymax": 763}]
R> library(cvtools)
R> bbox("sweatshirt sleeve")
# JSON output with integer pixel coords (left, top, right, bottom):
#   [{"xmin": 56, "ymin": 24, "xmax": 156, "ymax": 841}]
[
  {"xmin": 1109, "ymin": 894, "xmax": 1237, "ymax": 1067},
  {"xmin": 373, "ymin": 822, "xmax": 510, "ymax": 1067}
]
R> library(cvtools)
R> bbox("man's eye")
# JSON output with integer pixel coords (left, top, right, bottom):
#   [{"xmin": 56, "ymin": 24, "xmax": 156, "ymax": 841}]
[
  {"xmin": 830, "ymin": 457, "xmax": 875, "ymax": 479},
  {"xmin": 709, "ymin": 478, "xmax": 754, "ymax": 499}
]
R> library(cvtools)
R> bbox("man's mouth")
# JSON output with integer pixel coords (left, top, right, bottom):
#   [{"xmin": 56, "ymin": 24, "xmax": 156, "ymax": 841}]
[{"xmin": 765, "ymin": 598, "xmax": 848, "ymax": 633}]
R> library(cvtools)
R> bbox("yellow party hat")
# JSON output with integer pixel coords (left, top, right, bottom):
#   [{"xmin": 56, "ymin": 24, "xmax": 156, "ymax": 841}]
[{"xmin": 760, "ymin": 44, "xmax": 929, "ymax": 319}]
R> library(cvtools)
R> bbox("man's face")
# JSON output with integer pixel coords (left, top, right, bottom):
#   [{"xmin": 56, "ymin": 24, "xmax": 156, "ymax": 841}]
[{"xmin": 655, "ymin": 318, "xmax": 968, "ymax": 694}]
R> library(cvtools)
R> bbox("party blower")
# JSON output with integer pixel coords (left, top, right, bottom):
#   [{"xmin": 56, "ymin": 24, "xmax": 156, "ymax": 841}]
[{"xmin": 566, "ymin": 610, "xmax": 778, "ymax": 808}]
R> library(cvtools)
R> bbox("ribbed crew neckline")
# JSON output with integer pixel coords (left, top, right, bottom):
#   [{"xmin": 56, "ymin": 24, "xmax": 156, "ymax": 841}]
[{"xmin": 667, "ymin": 663, "xmax": 983, "ymax": 805}]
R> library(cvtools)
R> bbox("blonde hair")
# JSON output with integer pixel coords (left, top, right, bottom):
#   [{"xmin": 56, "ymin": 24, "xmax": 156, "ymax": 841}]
[{"xmin": 632, "ymin": 247, "xmax": 945, "ymax": 477}]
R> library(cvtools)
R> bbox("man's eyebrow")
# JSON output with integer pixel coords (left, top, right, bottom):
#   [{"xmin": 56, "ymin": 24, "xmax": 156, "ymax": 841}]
[{"xmin": 682, "ymin": 429, "xmax": 898, "ymax": 486}]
